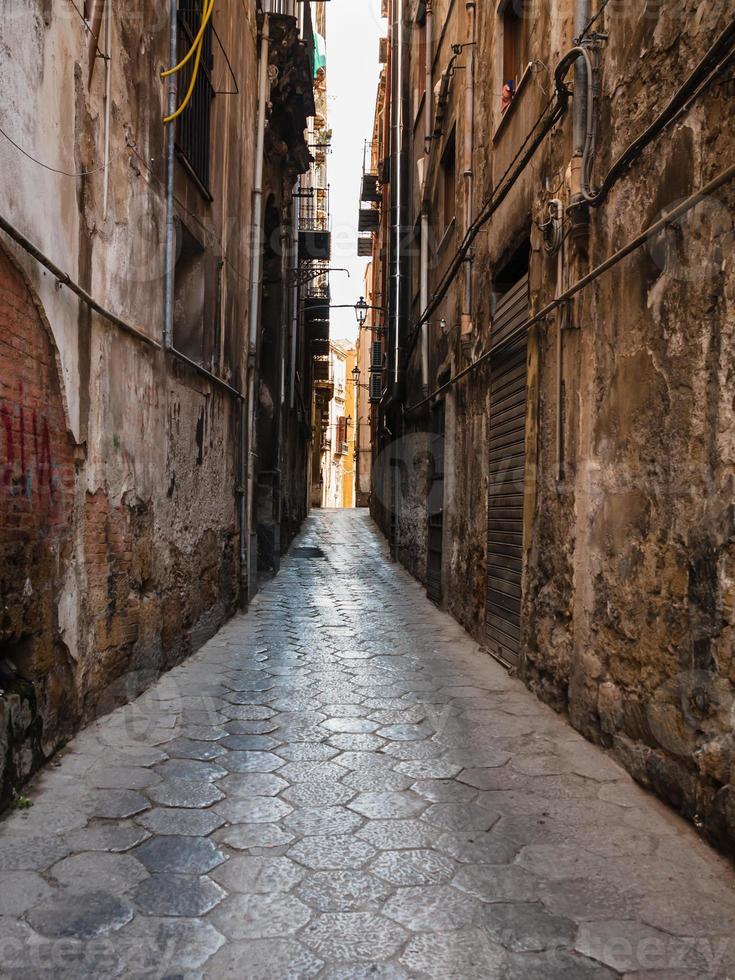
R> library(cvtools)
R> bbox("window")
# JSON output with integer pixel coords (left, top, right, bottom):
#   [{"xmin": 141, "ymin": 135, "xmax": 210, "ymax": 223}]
[
  {"xmin": 336, "ymin": 416, "xmax": 348, "ymax": 451},
  {"xmin": 176, "ymin": 0, "xmax": 215, "ymax": 192},
  {"xmin": 173, "ymin": 219, "xmax": 219, "ymax": 366},
  {"xmin": 500, "ymin": 0, "xmax": 526, "ymax": 110},
  {"xmin": 441, "ymin": 129, "xmax": 456, "ymax": 231}
]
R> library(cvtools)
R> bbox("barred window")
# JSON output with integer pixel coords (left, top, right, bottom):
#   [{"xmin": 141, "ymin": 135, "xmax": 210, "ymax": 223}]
[{"xmin": 176, "ymin": 0, "xmax": 215, "ymax": 193}]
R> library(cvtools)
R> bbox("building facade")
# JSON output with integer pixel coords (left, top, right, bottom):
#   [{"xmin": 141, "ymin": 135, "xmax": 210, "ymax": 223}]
[
  {"xmin": 367, "ymin": 0, "xmax": 735, "ymax": 852},
  {"xmin": 0, "ymin": 1, "xmax": 317, "ymax": 807}
]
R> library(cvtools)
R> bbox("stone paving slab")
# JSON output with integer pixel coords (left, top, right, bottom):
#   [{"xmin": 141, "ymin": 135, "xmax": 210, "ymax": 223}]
[{"xmin": 1, "ymin": 510, "xmax": 735, "ymax": 978}]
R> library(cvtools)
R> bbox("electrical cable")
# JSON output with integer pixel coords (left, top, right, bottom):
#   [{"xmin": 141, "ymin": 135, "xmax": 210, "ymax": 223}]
[
  {"xmin": 0, "ymin": 124, "xmax": 129, "ymax": 178},
  {"xmin": 404, "ymin": 161, "xmax": 735, "ymax": 414},
  {"xmin": 576, "ymin": 0, "xmax": 611, "ymax": 43},
  {"xmin": 583, "ymin": 16, "xmax": 735, "ymax": 206},
  {"xmin": 404, "ymin": 19, "xmax": 735, "ymax": 363}
]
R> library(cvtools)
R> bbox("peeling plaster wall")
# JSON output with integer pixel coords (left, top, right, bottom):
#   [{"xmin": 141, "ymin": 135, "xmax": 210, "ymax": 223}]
[
  {"xmin": 0, "ymin": 1, "xmax": 258, "ymax": 807},
  {"xmin": 389, "ymin": 0, "xmax": 735, "ymax": 851}
]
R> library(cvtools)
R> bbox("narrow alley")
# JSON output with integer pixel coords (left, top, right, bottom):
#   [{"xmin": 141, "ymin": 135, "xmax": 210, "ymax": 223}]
[{"xmin": 1, "ymin": 510, "xmax": 734, "ymax": 978}]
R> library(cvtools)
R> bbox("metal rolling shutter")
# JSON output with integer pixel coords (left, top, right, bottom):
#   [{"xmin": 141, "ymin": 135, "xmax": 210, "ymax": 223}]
[{"xmin": 486, "ymin": 274, "xmax": 529, "ymax": 668}]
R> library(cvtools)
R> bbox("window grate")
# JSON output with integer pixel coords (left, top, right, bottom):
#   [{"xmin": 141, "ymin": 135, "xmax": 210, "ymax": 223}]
[{"xmin": 176, "ymin": 0, "xmax": 215, "ymax": 192}]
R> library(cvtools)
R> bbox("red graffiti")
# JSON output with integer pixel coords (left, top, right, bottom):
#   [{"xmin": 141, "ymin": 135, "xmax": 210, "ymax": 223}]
[{"xmin": 1, "ymin": 397, "xmax": 56, "ymax": 502}]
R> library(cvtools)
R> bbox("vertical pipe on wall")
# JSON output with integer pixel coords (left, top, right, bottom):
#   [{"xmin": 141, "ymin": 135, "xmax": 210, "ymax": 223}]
[
  {"xmin": 290, "ymin": 182, "xmax": 300, "ymax": 410},
  {"xmin": 419, "ymin": 0, "xmax": 433, "ymax": 394},
  {"xmin": 391, "ymin": 0, "xmax": 405, "ymax": 386},
  {"xmin": 462, "ymin": 0, "xmax": 476, "ymax": 331},
  {"xmin": 102, "ymin": 0, "xmax": 112, "ymax": 221},
  {"xmin": 244, "ymin": 12, "xmax": 271, "ymax": 601},
  {"xmin": 163, "ymin": 0, "xmax": 178, "ymax": 348}
]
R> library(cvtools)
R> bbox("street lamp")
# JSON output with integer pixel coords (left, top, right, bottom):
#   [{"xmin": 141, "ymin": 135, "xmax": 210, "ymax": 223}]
[
  {"xmin": 352, "ymin": 364, "xmax": 360, "ymax": 386},
  {"xmin": 355, "ymin": 296, "xmax": 368, "ymax": 327}
]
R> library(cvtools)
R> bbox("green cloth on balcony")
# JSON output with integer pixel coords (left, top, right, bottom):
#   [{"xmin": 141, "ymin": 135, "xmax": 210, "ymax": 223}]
[{"xmin": 314, "ymin": 32, "xmax": 327, "ymax": 76}]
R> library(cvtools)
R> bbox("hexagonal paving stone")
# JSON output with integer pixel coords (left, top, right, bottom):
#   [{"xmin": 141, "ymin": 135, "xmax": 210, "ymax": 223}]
[
  {"xmin": 225, "ymin": 719, "xmax": 279, "ymax": 735},
  {"xmin": 328, "ymin": 733, "xmax": 387, "ymax": 752},
  {"xmin": 135, "ymin": 806, "xmax": 225, "ymax": 837},
  {"xmin": 219, "ymin": 750, "xmax": 285, "ymax": 773},
  {"xmin": 217, "ymin": 772, "xmax": 289, "ymax": 798},
  {"xmin": 377, "ymin": 723, "xmax": 433, "ymax": 742},
  {"xmin": 148, "ymin": 779, "xmax": 224, "ymax": 808},
  {"xmin": 166, "ymin": 737, "xmax": 227, "ymax": 761},
  {"xmin": 400, "ymin": 927, "xmax": 507, "ymax": 977},
  {"xmin": 289, "ymin": 835, "xmax": 376, "ymax": 870},
  {"xmin": 453, "ymin": 864, "xmax": 540, "ymax": 902},
  {"xmin": 213, "ymin": 796, "xmax": 292, "ymax": 824},
  {"xmin": 421, "ymin": 802, "xmax": 499, "ymax": 832},
  {"xmin": 87, "ymin": 765, "xmax": 162, "ymax": 790},
  {"xmin": 111, "ymin": 915, "xmax": 225, "ymax": 975},
  {"xmin": 220, "ymin": 702, "xmax": 274, "ymax": 720},
  {"xmin": 0, "ymin": 871, "xmax": 54, "ymax": 915},
  {"xmin": 284, "ymin": 805, "xmax": 364, "ymax": 837},
  {"xmin": 220, "ymin": 734, "xmax": 280, "ymax": 751},
  {"xmin": 154, "ymin": 759, "xmax": 228, "ymax": 782},
  {"xmin": 27, "ymin": 890, "xmax": 134, "ymax": 939},
  {"xmin": 504, "ymin": 949, "xmax": 618, "ymax": 979},
  {"xmin": 384, "ymin": 884, "xmax": 480, "ymax": 931},
  {"xmin": 480, "ymin": 902, "xmax": 577, "ymax": 952},
  {"xmin": 84, "ymin": 789, "xmax": 150, "ymax": 820},
  {"xmin": 393, "ymin": 759, "xmax": 463, "ymax": 780},
  {"xmin": 135, "ymin": 835, "xmax": 226, "ymax": 874},
  {"xmin": 349, "ymin": 791, "xmax": 427, "ymax": 820},
  {"xmin": 371, "ymin": 848, "xmax": 456, "ymax": 886},
  {"xmin": 300, "ymin": 912, "xmax": 407, "ymax": 962},
  {"xmin": 133, "ymin": 873, "xmax": 225, "ymax": 916},
  {"xmin": 64, "ymin": 821, "xmax": 150, "ymax": 853},
  {"xmin": 342, "ymin": 769, "xmax": 414, "ymax": 793},
  {"xmin": 0, "ymin": 835, "xmax": 72, "ymax": 871},
  {"xmin": 296, "ymin": 869, "xmax": 392, "ymax": 912},
  {"xmin": 276, "ymin": 741, "xmax": 341, "ymax": 762},
  {"xmin": 210, "ymin": 855, "xmax": 305, "ymax": 893},
  {"xmin": 434, "ymin": 830, "xmax": 521, "ymax": 866},
  {"xmin": 215, "ymin": 823, "xmax": 295, "ymax": 851},
  {"xmin": 50, "ymin": 852, "xmax": 148, "ymax": 893},
  {"xmin": 205, "ymin": 938, "xmax": 323, "ymax": 979},
  {"xmin": 209, "ymin": 892, "xmax": 312, "ymax": 940},
  {"xmin": 282, "ymin": 780, "xmax": 356, "ymax": 808},
  {"xmin": 410, "ymin": 778, "xmax": 478, "ymax": 803},
  {"xmin": 321, "ymin": 717, "xmax": 379, "ymax": 734},
  {"xmin": 334, "ymin": 751, "xmax": 399, "ymax": 773},
  {"xmin": 277, "ymin": 760, "xmax": 347, "ymax": 783},
  {"xmin": 356, "ymin": 818, "xmax": 439, "ymax": 850},
  {"xmin": 178, "ymin": 725, "xmax": 228, "ymax": 741}
]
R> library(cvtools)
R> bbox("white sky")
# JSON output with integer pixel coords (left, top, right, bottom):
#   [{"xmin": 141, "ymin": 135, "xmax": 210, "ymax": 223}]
[{"xmin": 325, "ymin": 0, "xmax": 386, "ymax": 344}]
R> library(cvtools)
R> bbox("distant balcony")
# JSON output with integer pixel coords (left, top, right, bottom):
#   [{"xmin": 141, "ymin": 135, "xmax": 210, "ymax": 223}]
[{"xmin": 358, "ymin": 208, "xmax": 380, "ymax": 233}]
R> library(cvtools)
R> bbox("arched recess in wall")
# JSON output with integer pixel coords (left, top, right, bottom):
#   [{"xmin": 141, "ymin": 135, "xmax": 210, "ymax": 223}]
[{"xmin": 0, "ymin": 240, "xmax": 80, "ymax": 786}]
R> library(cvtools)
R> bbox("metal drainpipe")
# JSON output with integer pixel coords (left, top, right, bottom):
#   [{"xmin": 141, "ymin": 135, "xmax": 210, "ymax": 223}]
[
  {"xmin": 163, "ymin": 0, "xmax": 177, "ymax": 348},
  {"xmin": 462, "ymin": 0, "xmax": 476, "ymax": 338},
  {"xmin": 244, "ymin": 11, "xmax": 271, "ymax": 601},
  {"xmin": 392, "ymin": 0, "xmax": 405, "ymax": 387},
  {"xmin": 419, "ymin": 0, "xmax": 433, "ymax": 394},
  {"xmin": 571, "ymin": 0, "xmax": 590, "ymax": 226},
  {"xmin": 289, "ymin": 182, "xmax": 300, "ymax": 410}
]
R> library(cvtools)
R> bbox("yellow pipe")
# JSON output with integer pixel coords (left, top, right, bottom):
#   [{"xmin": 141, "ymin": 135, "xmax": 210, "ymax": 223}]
[
  {"xmin": 164, "ymin": 34, "xmax": 204, "ymax": 123},
  {"xmin": 161, "ymin": 0, "xmax": 214, "ymax": 79}
]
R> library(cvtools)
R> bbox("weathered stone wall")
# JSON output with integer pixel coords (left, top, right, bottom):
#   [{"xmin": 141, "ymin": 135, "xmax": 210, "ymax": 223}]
[
  {"xmin": 0, "ymin": 1, "xmax": 258, "ymax": 808},
  {"xmin": 385, "ymin": 0, "xmax": 735, "ymax": 851}
]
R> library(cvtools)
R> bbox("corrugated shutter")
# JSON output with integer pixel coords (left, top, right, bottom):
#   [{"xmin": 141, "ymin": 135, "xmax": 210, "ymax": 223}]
[{"xmin": 486, "ymin": 274, "xmax": 529, "ymax": 668}]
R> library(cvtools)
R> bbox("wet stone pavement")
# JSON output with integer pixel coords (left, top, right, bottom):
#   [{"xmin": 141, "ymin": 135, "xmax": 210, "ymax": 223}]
[{"xmin": 2, "ymin": 509, "xmax": 735, "ymax": 978}]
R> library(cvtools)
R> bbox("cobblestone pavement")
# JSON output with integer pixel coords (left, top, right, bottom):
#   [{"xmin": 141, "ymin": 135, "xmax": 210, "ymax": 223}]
[{"xmin": 2, "ymin": 510, "xmax": 735, "ymax": 979}]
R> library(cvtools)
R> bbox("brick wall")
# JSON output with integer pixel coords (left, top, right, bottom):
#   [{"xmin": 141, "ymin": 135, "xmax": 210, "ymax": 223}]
[{"xmin": 0, "ymin": 249, "xmax": 78, "ymax": 805}]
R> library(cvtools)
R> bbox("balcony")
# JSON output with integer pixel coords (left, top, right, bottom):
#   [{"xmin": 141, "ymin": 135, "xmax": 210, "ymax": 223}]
[{"xmin": 358, "ymin": 208, "xmax": 380, "ymax": 233}]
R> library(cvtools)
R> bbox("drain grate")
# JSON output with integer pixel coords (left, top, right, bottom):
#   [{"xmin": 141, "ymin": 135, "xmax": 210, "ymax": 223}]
[{"xmin": 291, "ymin": 546, "xmax": 326, "ymax": 559}]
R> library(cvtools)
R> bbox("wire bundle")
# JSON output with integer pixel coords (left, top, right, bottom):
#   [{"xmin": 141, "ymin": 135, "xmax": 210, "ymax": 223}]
[{"xmin": 162, "ymin": 0, "xmax": 215, "ymax": 124}]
